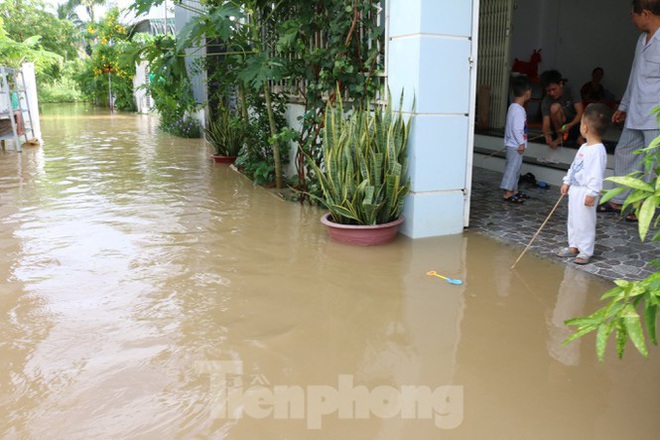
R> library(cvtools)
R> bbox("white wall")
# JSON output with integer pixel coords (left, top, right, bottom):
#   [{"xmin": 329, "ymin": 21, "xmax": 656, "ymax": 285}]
[{"xmin": 510, "ymin": 0, "xmax": 637, "ymax": 100}]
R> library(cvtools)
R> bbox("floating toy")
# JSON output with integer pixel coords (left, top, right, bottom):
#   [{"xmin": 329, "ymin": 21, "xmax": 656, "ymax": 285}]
[{"xmin": 426, "ymin": 271, "xmax": 463, "ymax": 285}]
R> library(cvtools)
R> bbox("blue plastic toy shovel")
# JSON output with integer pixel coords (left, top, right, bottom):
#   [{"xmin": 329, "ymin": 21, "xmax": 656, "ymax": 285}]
[{"xmin": 426, "ymin": 271, "xmax": 463, "ymax": 285}]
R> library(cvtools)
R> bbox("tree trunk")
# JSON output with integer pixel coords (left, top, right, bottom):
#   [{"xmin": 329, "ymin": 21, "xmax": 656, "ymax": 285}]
[{"xmin": 263, "ymin": 82, "xmax": 282, "ymax": 189}]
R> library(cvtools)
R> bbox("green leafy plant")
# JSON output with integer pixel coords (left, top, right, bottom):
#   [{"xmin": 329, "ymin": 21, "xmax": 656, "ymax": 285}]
[
  {"xmin": 563, "ymin": 110, "xmax": 660, "ymax": 361},
  {"xmin": 308, "ymin": 92, "xmax": 412, "ymax": 226},
  {"xmin": 127, "ymin": 33, "xmax": 200, "ymax": 136},
  {"xmin": 205, "ymin": 107, "xmax": 250, "ymax": 157}
]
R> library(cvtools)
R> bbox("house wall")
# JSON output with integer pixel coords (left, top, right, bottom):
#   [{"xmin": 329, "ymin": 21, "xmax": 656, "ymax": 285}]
[{"xmin": 510, "ymin": 0, "xmax": 637, "ymax": 100}]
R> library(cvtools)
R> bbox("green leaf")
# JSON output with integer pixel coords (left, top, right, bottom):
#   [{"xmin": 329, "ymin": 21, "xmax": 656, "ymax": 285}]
[
  {"xmin": 562, "ymin": 324, "xmax": 598, "ymax": 345},
  {"xmin": 622, "ymin": 305, "xmax": 648, "ymax": 358},
  {"xmin": 596, "ymin": 320, "xmax": 616, "ymax": 362},
  {"xmin": 615, "ymin": 320, "xmax": 627, "ymax": 359},
  {"xmin": 637, "ymin": 195, "xmax": 659, "ymax": 241},
  {"xmin": 644, "ymin": 304, "xmax": 658, "ymax": 346},
  {"xmin": 605, "ymin": 176, "xmax": 654, "ymax": 192},
  {"xmin": 599, "ymin": 187, "xmax": 625, "ymax": 204}
]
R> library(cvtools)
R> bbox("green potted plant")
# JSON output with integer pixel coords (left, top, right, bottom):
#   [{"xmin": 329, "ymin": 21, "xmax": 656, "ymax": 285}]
[
  {"xmin": 309, "ymin": 92, "xmax": 412, "ymax": 245},
  {"xmin": 205, "ymin": 106, "xmax": 249, "ymax": 163}
]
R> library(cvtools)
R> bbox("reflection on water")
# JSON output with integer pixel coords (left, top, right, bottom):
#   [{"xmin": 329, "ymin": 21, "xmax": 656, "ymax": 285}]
[{"xmin": 1, "ymin": 104, "xmax": 659, "ymax": 438}]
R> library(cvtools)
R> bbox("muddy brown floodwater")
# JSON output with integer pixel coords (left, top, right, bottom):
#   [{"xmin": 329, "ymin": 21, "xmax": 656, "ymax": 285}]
[{"xmin": 1, "ymin": 104, "xmax": 659, "ymax": 439}]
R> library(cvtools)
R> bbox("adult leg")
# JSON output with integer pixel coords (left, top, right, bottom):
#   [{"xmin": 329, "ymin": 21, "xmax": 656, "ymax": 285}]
[
  {"xmin": 610, "ymin": 128, "xmax": 659, "ymax": 206},
  {"xmin": 549, "ymin": 103, "xmax": 565, "ymax": 134}
]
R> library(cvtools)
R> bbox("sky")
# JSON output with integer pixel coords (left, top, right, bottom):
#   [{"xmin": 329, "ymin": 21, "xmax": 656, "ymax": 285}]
[{"xmin": 43, "ymin": 0, "xmax": 171, "ymax": 23}]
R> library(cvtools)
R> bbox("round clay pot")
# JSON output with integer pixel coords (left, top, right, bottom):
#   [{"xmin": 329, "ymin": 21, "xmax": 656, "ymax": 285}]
[
  {"xmin": 320, "ymin": 213, "xmax": 404, "ymax": 246},
  {"xmin": 212, "ymin": 155, "xmax": 237, "ymax": 164}
]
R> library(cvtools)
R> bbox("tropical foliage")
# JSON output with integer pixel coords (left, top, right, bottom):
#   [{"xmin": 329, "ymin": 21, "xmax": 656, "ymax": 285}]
[
  {"xmin": 564, "ymin": 110, "xmax": 660, "ymax": 361},
  {"xmin": 127, "ymin": 32, "xmax": 200, "ymax": 136},
  {"xmin": 131, "ymin": 0, "xmax": 384, "ymax": 188},
  {"xmin": 205, "ymin": 106, "xmax": 251, "ymax": 157},
  {"xmin": 78, "ymin": 8, "xmax": 135, "ymax": 111},
  {"xmin": 0, "ymin": 0, "xmax": 85, "ymax": 101},
  {"xmin": 0, "ymin": 16, "xmax": 63, "ymax": 75}
]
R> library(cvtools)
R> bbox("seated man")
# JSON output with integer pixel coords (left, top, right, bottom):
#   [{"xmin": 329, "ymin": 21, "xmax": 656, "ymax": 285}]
[
  {"xmin": 580, "ymin": 67, "xmax": 616, "ymax": 105},
  {"xmin": 540, "ymin": 70, "xmax": 584, "ymax": 149}
]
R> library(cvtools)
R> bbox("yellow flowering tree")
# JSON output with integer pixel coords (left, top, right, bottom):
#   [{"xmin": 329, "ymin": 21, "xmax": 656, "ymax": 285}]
[{"xmin": 81, "ymin": 8, "xmax": 135, "ymax": 110}]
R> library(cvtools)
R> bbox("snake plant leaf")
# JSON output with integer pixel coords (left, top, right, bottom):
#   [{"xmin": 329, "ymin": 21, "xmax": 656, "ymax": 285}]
[{"xmin": 315, "ymin": 89, "xmax": 413, "ymax": 225}]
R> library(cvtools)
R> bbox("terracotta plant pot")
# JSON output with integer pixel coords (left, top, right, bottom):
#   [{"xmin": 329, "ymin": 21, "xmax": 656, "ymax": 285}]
[
  {"xmin": 212, "ymin": 155, "xmax": 237, "ymax": 164},
  {"xmin": 320, "ymin": 213, "xmax": 404, "ymax": 246}
]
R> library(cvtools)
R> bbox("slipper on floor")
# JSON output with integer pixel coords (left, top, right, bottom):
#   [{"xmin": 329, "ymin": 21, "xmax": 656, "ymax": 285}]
[
  {"xmin": 503, "ymin": 194, "xmax": 524, "ymax": 204},
  {"xmin": 597, "ymin": 203, "xmax": 621, "ymax": 213},
  {"xmin": 574, "ymin": 255, "xmax": 591, "ymax": 265},
  {"xmin": 625, "ymin": 214, "xmax": 638, "ymax": 223},
  {"xmin": 557, "ymin": 247, "xmax": 578, "ymax": 258},
  {"xmin": 516, "ymin": 191, "xmax": 530, "ymax": 199}
]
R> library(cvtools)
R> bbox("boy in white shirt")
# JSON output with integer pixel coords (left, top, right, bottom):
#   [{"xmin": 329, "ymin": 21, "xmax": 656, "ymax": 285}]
[
  {"xmin": 500, "ymin": 76, "xmax": 532, "ymax": 203},
  {"xmin": 556, "ymin": 103, "xmax": 611, "ymax": 265}
]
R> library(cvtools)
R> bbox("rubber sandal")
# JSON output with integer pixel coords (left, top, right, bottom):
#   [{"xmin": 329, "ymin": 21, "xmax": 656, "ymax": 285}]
[
  {"xmin": 557, "ymin": 247, "xmax": 578, "ymax": 258},
  {"xmin": 625, "ymin": 214, "xmax": 638, "ymax": 223},
  {"xmin": 597, "ymin": 203, "xmax": 621, "ymax": 214},
  {"xmin": 503, "ymin": 194, "xmax": 524, "ymax": 204},
  {"xmin": 574, "ymin": 254, "xmax": 591, "ymax": 265},
  {"xmin": 516, "ymin": 191, "xmax": 530, "ymax": 199}
]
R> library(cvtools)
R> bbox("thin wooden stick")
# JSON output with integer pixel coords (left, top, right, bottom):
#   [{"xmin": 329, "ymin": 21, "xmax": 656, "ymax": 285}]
[
  {"xmin": 484, "ymin": 147, "xmax": 506, "ymax": 159},
  {"xmin": 510, "ymin": 193, "xmax": 565, "ymax": 270},
  {"xmin": 483, "ymin": 132, "xmax": 552, "ymax": 160}
]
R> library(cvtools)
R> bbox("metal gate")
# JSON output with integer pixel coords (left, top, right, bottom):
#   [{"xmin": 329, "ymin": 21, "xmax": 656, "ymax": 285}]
[{"xmin": 477, "ymin": 0, "xmax": 514, "ymax": 130}]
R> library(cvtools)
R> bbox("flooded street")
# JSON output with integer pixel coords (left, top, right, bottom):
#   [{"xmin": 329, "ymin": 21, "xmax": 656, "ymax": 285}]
[{"xmin": 1, "ymin": 104, "xmax": 659, "ymax": 439}]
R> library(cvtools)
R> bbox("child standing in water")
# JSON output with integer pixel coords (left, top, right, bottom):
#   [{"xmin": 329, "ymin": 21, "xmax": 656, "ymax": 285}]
[
  {"xmin": 556, "ymin": 103, "xmax": 611, "ymax": 265},
  {"xmin": 500, "ymin": 76, "xmax": 532, "ymax": 203}
]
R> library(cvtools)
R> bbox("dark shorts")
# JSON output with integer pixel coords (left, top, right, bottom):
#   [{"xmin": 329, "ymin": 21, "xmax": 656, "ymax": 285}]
[{"xmin": 564, "ymin": 119, "xmax": 581, "ymax": 142}]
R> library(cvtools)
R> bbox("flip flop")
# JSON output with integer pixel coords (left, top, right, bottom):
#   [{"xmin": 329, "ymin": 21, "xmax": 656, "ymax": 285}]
[
  {"xmin": 574, "ymin": 255, "xmax": 591, "ymax": 265},
  {"xmin": 597, "ymin": 203, "xmax": 621, "ymax": 214},
  {"xmin": 503, "ymin": 194, "xmax": 524, "ymax": 204},
  {"xmin": 625, "ymin": 214, "xmax": 638, "ymax": 223},
  {"xmin": 516, "ymin": 191, "xmax": 530, "ymax": 199},
  {"xmin": 557, "ymin": 247, "xmax": 579, "ymax": 257}
]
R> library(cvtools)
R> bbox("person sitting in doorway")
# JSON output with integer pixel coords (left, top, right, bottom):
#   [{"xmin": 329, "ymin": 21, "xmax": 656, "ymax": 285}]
[
  {"xmin": 541, "ymin": 69, "xmax": 584, "ymax": 149},
  {"xmin": 580, "ymin": 67, "xmax": 615, "ymax": 105}
]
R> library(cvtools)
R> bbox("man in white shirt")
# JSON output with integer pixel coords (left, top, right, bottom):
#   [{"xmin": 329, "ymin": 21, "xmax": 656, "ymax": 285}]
[{"xmin": 601, "ymin": 0, "xmax": 660, "ymax": 220}]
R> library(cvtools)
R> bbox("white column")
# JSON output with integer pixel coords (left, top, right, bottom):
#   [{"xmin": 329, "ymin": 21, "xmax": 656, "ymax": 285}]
[{"xmin": 388, "ymin": 0, "xmax": 478, "ymax": 237}]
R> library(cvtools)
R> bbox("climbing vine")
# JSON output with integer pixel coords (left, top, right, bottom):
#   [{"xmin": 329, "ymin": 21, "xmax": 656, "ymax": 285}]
[
  {"xmin": 129, "ymin": 0, "xmax": 385, "ymax": 189},
  {"xmin": 274, "ymin": 0, "xmax": 385, "ymax": 199}
]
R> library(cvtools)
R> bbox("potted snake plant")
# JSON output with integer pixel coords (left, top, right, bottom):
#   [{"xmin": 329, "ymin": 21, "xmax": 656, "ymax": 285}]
[
  {"xmin": 205, "ymin": 106, "xmax": 249, "ymax": 163},
  {"xmin": 309, "ymin": 92, "xmax": 412, "ymax": 245}
]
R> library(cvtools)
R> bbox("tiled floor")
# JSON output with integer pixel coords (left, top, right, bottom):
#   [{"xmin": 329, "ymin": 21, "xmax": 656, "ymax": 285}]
[{"xmin": 469, "ymin": 167, "xmax": 658, "ymax": 281}]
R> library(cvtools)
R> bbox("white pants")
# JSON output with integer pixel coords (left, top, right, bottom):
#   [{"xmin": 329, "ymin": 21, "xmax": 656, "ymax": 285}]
[{"xmin": 567, "ymin": 185, "xmax": 597, "ymax": 258}]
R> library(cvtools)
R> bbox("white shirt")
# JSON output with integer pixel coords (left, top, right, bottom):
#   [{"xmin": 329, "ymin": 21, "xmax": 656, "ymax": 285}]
[
  {"xmin": 563, "ymin": 142, "xmax": 607, "ymax": 196},
  {"xmin": 504, "ymin": 103, "xmax": 527, "ymax": 148},
  {"xmin": 619, "ymin": 31, "xmax": 660, "ymax": 129}
]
